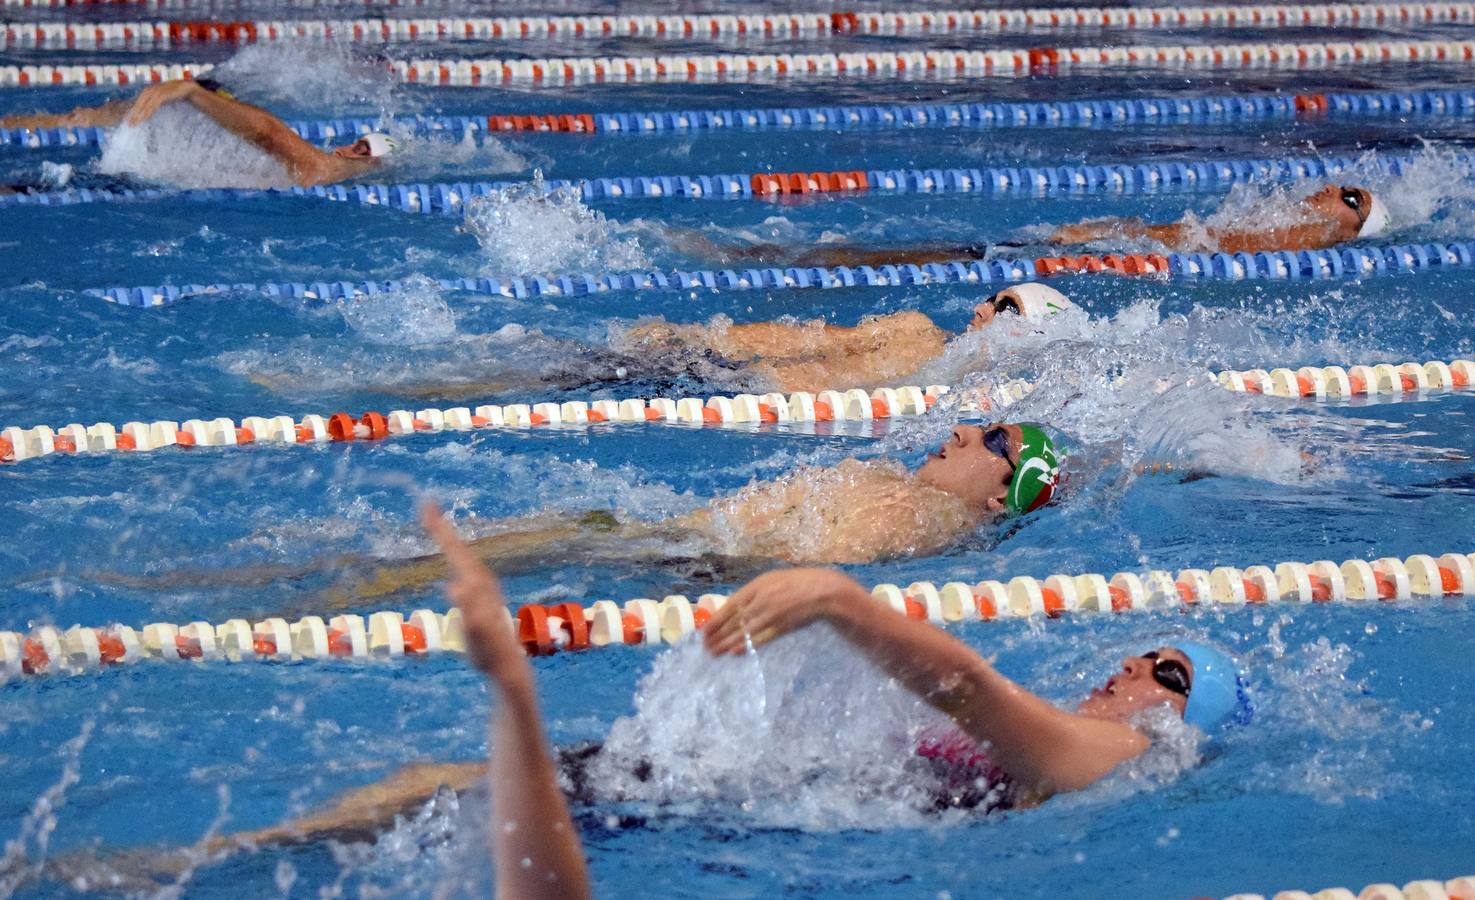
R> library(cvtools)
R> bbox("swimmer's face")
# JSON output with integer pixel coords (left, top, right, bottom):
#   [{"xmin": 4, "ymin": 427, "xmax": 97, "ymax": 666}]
[
  {"xmin": 332, "ymin": 138, "xmax": 384, "ymax": 162},
  {"xmin": 1302, "ymin": 184, "xmax": 1368, "ymax": 236},
  {"xmin": 1074, "ymin": 646, "xmax": 1191, "ymax": 723},
  {"xmin": 966, "ymin": 289, "xmax": 1024, "ymax": 331},
  {"xmin": 917, "ymin": 423, "xmax": 1019, "ymax": 515}
]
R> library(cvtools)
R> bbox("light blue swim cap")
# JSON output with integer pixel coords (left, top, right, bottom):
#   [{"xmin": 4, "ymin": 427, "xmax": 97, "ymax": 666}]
[{"xmin": 1175, "ymin": 641, "xmax": 1253, "ymax": 733}]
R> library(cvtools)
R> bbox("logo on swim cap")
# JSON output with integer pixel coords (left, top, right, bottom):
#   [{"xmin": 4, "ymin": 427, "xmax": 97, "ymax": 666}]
[
  {"xmin": 1175, "ymin": 641, "xmax": 1254, "ymax": 733},
  {"xmin": 1004, "ymin": 424, "xmax": 1060, "ymax": 515}
]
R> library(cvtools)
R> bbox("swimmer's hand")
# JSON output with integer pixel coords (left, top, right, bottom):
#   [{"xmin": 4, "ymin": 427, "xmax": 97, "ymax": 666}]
[
  {"xmin": 125, "ymin": 79, "xmax": 200, "ymax": 126},
  {"xmin": 420, "ymin": 502, "xmax": 532, "ymax": 697},
  {"xmin": 701, "ymin": 567, "xmax": 860, "ymax": 655}
]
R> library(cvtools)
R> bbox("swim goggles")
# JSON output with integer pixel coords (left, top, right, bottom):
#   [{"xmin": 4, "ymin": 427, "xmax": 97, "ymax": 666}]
[
  {"xmin": 1340, "ymin": 186, "xmax": 1370, "ymax": 229},
  {"xmin": 1142, "ymin": 650, "xmax": 1192, "ymax": 696},
  {"xmin": 983, "ymin": 424, "xmax": 1014, "ymax": 470},
  {"xmin": 986, "ymin": 291, "xmax": 1023, "ymax": 317}
]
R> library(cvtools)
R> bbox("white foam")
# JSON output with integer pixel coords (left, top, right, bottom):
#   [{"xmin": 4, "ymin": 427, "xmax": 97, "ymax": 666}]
[
  {"xmin": 98, "ymin": 104, "xmax": 294, "ymax": 190},
  {"xmin": 463, "ymin": 171, "xmax": 650, "ymax": 276},
  {"xmin": 211, "ymin": 43, "xmax": 397, "ymax": 114},
  {"xmin": 338, "ymin": 276, "xmax": 457, "ymax": 346}
]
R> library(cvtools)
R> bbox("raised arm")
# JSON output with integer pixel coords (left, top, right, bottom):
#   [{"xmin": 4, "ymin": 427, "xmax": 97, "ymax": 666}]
[
  {"xmin": 125, "ymin": 80, "xmax": 343, "ymax": 186},
  {"xmin": 702, "ymin": 568, "xmax": 1149, "ymax": 796},
  {"xmin": 422, "ymin": 503, "xmax": 590, "ymax": 900}
]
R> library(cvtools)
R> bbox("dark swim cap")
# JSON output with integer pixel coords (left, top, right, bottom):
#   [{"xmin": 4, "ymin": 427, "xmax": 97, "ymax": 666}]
[{"xmin": 193, "ymin": 78, "xmax": 235, "ymax": 100}]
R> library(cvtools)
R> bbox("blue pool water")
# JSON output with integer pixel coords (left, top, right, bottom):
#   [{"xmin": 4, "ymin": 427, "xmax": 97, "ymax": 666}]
[{"xmin": 3, "ymin": 8, "xmax": 1475, "ymax": 899}]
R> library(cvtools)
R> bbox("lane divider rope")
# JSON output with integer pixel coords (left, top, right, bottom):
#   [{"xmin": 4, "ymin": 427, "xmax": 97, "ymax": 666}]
[
  {"xmin": 80, "ymin": 239, "xmax": 1475, "ymax": 313},
  {"xmin": 7, "ymin": 87, "xmax": 1475, "ymax": 149},
  {"xmin": 5, "ymin": 39, "xmax": 1475, "ymax": 89},
  {"xmin": 1, "ymin": 0, "xmax": 479, "ymax": 7},
  {"xmin": 1225, "ymin": 874, "xmax": 1475, "ymax": 900},
  {"xmin": 8, "ymin": 4, "xmax": 1475, "ymax": 48},
  {"xmin": 0, "ymin": 383, "xmax": 957, "ymax": 463},
  {"xmin": 4, "ymin": 354, "xmax": 1472, "ymax": 464},
  {"xmin": 385, "ymin": 39, "xmax": 1475, "ymax": 85},
  {"xmin": 4, "ymin": 550, "xmax": 1472, "ymax": 676},
  {"xmin": 0, "ymin": 150, "xmax": 1456, "ymax": 213}
]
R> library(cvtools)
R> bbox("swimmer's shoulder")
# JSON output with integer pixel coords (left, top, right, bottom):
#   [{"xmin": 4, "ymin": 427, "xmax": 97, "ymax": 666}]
[{"xmin": 856, "ymin": 309, "xmax": 939, "ymax": 332}]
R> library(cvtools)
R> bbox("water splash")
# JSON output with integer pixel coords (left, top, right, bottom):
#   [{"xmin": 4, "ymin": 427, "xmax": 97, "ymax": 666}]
[
  {"xmin": 98, "ymin": 104, "xmax": 295, "ymax": 190},
  {"xmin": 210, "ymin": 43, "xmax": 398, "ymax": 115},
  {"xmin": 462, "ymin": 171, "xmax": 650, "ymax": 276},
  {"xmin": 590, "ymin": 629, "xmax": 955, "ymax": 830},
  {"xmin": 338, "ymin": 275, "xmax": 458, "ymax": 347},
  {"xmin": 0, "ymin": 720, "xmax": 95, "ymax": 895},
  {"xmin": 893, "ymin": 299, "xmax": 1343, "ymax": 489}
]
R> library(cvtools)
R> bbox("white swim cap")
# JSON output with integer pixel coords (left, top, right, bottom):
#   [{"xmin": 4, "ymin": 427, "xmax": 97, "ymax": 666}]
[
  {"xmin": 1005, "ymin": 282, "xmax": 1074, "ymax": 318},
  {"xmin": 1357, "ymin": 192, "xmax": 1390, "ymax": 239},
  {"xmin": 362, "ymin": 132, "xmax": 397, "ymax": 159}
]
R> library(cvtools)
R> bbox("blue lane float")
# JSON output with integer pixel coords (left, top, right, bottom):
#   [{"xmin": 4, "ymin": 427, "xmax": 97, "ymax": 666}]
[
  {"xmin": 3, "ymin": 87, "xmax": 1475, "ymax": 149},
  {"xmin": 82, "ymin": 240, "xmax": 1475, "ymax": 309},
  {"xmin": 0, "ymin": 151, "xmax": 1465, "ymax": 215}
]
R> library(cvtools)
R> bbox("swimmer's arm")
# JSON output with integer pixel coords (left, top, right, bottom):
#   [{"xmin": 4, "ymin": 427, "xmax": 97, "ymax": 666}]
[
  {"xmin": 704, "ymin": 569, "xmax": 1147, "ymax": 795},
  {"xmin": 211, "ymin": 761, "xmax": 489, "ymax": 850},
  {"xmin": 183, "ymin": 88, "xmax": 341, "ymax": 187},
  {"xmin": 0, "ymin": 98, "xmax": 129, "ymax": 130},
  {"xmin": 127, "ymin": 81, "xmax": 339, "ymax": 187},
  {"xmin": 790, "ymin": 244, "xmax": 989, "ymax": 268},
  {"xmin": 1049, "ymin": 217, "xmax": 1184, "ymax": 246},
  {"xmin": 662, "ymin": 228, "xmax": 984, "ymax": 268},
  {"xmin": 423, "ymin": 504, "xmax": 590, "ymax": 900}
]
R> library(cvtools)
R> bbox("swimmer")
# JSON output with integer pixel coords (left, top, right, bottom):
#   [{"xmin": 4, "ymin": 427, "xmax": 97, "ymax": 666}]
[
  {"xmin": 92, "ymin": 423, "xmax": 1063, "ymax": 604},
  {"xmin": 614, "ymin": 282, "xmax": 1075, "ymax": 394},
  {"xmin": 670, "ymin": 226, "xmax": 995, "ymax": 269},
  {"xmin": 329, "ymin": 283, "xmax": 1075, "ymax": 401},
  {"xmin": 1048, "ymin": 183, "xmax": 1390, "ymax": 252},
  {"xmin": 672, "ymin": 184, "xmax": 1388, "ymax": 264},
  {"xmin": 0, "ymin": 78, "xmax": 396, "ymax": 189},
  {"xmin": 68, "ymin": 519, "xmax": 1249, "ymax": 872},
  {"xmin": 45, "ymin": 504, "xmax": 592, "ymax": 898}
]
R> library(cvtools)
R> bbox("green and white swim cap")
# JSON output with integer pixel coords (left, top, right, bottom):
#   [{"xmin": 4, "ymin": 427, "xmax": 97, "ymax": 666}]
[
  {"xmin": 996, "ymin": 283, "xmax": 1074, "ymax": 319},
  {"xmin": 1004, "ymin": 424, "xmax": 1061, "ymax": 515}
]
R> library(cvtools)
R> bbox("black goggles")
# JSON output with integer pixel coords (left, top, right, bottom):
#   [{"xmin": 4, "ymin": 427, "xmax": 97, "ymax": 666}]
[
  {"xmin": 1142, "ymin": 650, "xmax": 1191, "ymax": 696},
  {"xmin": 985, "ymin": 291, "xmax": 1022, "ymax": 316},
  {"xmin": 983, "ymin": 425, "xmax": 1015, "ymax": 472},
  {"xmin": 1340, "ymin": 186, "xmax": 1369, "ymax": 228}
]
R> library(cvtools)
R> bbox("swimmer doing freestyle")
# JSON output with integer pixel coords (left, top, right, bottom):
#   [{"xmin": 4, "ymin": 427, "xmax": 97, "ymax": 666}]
[
  {"xmin": 68, "ymin": 503, "xmax": 1249, "ymax": 879},
  {"xmin": 674, "ymin": 182, "xmax": 1390, "ymax": 265},
  {"xmin": 0, "ymin": 78, "xmax": 396, "ymax": 189}
]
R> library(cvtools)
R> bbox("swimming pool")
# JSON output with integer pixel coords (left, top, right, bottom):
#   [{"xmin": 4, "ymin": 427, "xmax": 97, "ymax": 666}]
[{"xmin": 2, "ymin": 5, "xmax": 1475, "ymax": 898}]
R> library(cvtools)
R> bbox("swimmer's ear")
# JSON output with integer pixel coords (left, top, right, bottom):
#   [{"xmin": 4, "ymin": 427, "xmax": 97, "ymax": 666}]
[{"xmin": 984, "ymin": 496, "xmax": 1006, "ymax": 513}]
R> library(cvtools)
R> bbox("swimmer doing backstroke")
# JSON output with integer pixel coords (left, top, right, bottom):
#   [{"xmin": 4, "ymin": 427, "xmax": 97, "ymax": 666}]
[
  {"xmin": 96, "ymin": 422, "xmax": 1065, "ymax": 604},
  {"xmin": 0, "ymin": 78, "xmax": 396, "ymax": 189},
  {"xmin": 675, "ymin": 181, "xmax": 1391, "ymax": 264},
  {"xmin": 298, "ymin": 282, "xmax": 1076, "ymax": 401},
  {"xmin": 53, "ymin": 503, "xmax": 1250, "ymax": 888}
]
